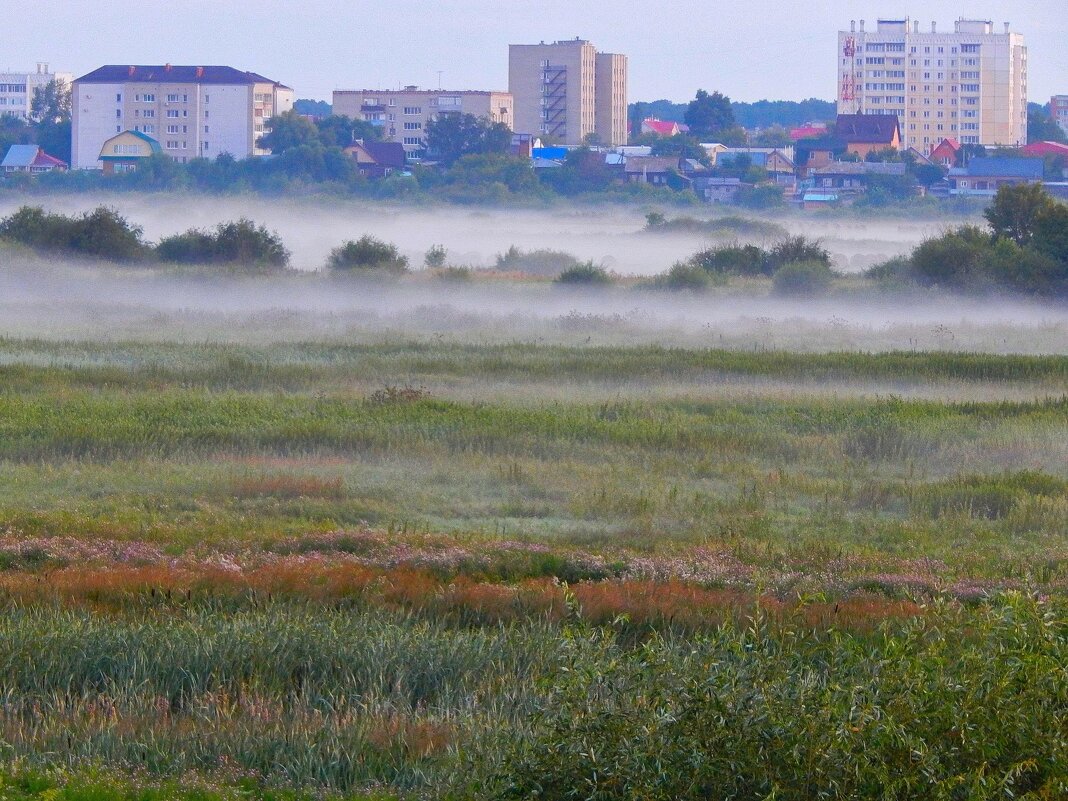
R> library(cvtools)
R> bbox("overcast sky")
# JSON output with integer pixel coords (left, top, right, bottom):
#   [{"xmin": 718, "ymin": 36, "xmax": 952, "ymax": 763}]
[{"xmin": 9, "ymin": 0, "xmax": 1067, "ymax": 105}]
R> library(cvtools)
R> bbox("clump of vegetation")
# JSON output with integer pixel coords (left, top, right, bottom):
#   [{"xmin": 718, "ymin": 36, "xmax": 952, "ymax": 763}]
[
  {"xmin": 644, "ymin": 212, "xmax": 788, "ymax": 239},
  {"xmin": 772, "ymin": 259, "xmax": 836, "ymax": 295},
  {"xmin": 653, "ymin": 261, "xmax": 713, "ymax": 291},
  {"xmin": 435, "ymin": 265, "xmax": 473, "ymax": 282},
  {"xmin": 156, "ymin": 219, "xmax": 290, "ymax": 268},
  {"xmin": 876, "ymin": 185, "xmax": 1068, "ymax": 296},
  {"xmin": 367, "ymin": 384, "xmax": 430, "ymax": 404},
  {"xmin": 328, "ymin": 235, "xmax": 409, "ymax": 274},
  {"xmin": 494, "ymin": 246, "xmax": 581, "ymax": 277},
  {"xmin": 424, "ymin": 244, "xmax": 447, "ymax": 269},
  {"xmin": 0, "ymin": 205, "xmax": 148, "ymax": 262},
  {"xmin": 554, "ymin": 262, "xmax": 614, "ymax": 287},
  {"xmin": 662, "ymin": 235, "xmax": 832, "ymax": 288}
]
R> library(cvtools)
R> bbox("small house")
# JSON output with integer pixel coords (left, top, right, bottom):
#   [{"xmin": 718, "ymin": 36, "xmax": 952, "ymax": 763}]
[
  {"xmin": 948, "ymin": 158, "xmax": 1044, "ymax": 196},
  {"xmin": 1, "ymin": 144, "xmax": 68, "ymax": 174},
  {"xmin": 835, "ymin": 113, "xmax": 902, "ymax": 158},
  {"xmin": 97, "ymin": 130, "xmax": 162, "ymax": 174},
  {"xmin": 344, "ymin": 140, "xmax": 408, "ymax": 178}
]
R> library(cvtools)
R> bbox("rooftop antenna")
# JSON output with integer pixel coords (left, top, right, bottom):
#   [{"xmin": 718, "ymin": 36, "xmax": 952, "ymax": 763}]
[{"xmin": 437, "ymin": 70, "xmax": 443, "ymax": 89}]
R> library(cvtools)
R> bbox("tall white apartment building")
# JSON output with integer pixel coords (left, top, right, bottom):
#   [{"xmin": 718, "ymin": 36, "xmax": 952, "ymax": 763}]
[
  {"xmin": 0, "ymin": 64, "xmax": 74, "ymax": 120},
  {"xmin": 509, "ymin": 39, "xmax": 628, "ymax": 146},
  {"xmin": 837, "ymin": 18, "xmax": 1027, "ymax": 154},
  {"xmin": 72, "ymin": 65, "xmax": 294, "ymax": 169},
  {"xmin": 332, "ymin": 87, "xmax": 513, "ymax": 155}
]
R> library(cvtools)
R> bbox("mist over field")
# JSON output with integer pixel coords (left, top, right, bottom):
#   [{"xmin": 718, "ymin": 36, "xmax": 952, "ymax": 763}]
[{"xmin": 0, "ymin": 193, "xmax": 961, "ymax": 275}]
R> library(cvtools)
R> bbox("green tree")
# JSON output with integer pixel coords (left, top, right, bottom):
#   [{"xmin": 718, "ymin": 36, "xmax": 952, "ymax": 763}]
[
  {"xmin": 1031, "ymin": 202, "xmax": 1068, "ymax": 265},
  {"xmin": 425, "ymin": 113, "xmax": 511, "ymax": 165},
  {"xmin": 984, "ymin": 183, "xmax": 1057, "ymax": 245},
  {"xmin": 1027, "ymin": 108, "xmax": 1068, "ymax": 144},
  {"xmin": 751, "ymin": 125, "xmax": 791, "ymax": 147},
  {"xmin": 257, "ymin": 110, "xmax": 321, "ymax": 154},
  {"xmin": 315, "ymin": 115, "xmax": 382, "ymax": 148},
  {"xmin": 650, "ymin": 135, "xmax": 707, "ymax": 161},
  {"xmin": 683, "ymin": 90, "xmax": 735, "ymax": 140},
  {"xmin": 30, "ymin": 79, "xmax": 71, "ymax": 124}
]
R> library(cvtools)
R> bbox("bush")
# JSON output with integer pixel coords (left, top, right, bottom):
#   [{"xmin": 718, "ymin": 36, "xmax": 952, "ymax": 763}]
[
  {"xmin": 554, "ymin": 262, "xmax": 613, "ymax": 287},
  {"xmin": 0, "ymin": 205, "xmax": 148, "ymax": 262},
  {"xmin": 424, "ymin": 244, "xmax": 447, "ymax": 269},
  {"xmin": 864, "ymin": 255, "xmax": 914, "ymax": 286},
  {"xmin": 494, "ymin": 246, "xmax": 580, "ymax": 277},
  {"xmin": 910, "ymin": 226, "xmax": 993, "ymax": 290},
  {"xmin": 656, "ymin": 261, "xmax": 711, "ymax": 291},
  {"xmin": 690, "ymin": 244, "xmax": 768, "ymax": 276},
  {"xmin": 772, "ymin": 260, "xmax": 835, "ymax": 295},
  {"xmin": 328, "ymin": 236, "xmax": 409, "ymax": 274},
  {"xmin": 157, "ymin": 219, "xmax": 290, "ymax": 268},
  {"xmin": 767, "ymin": 235, "xmax": 831, "ymax": 270}
]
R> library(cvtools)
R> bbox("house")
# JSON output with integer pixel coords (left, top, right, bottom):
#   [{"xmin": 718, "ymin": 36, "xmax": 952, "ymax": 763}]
[
  {"xmin": 700, "ymin": 142, "xmax": 728, "ymax": 164},
  {"xmin": 97, "ymin": 130, "xmax": 162, "ymax": 174},
  {"xmin": 1020, "ymin": 141, "xmax": 1068, "ymax": 159},
  {"xmin": 835, "ymin": 113, "xmax": 902, "ymax": 158},
  {"xmin": 929, "ymin": 138, "xmax": 961, "ymax": 168},
  {"xmin": 947, "ymin": 157, "xmax": 1044, "ymax": 196},
  {"xmin": 624, "ymin": 155, "xmax": 683, "ymax": 186},
  {"xmin": 510, "ymin": 133, "xmax": 542, "ymax": 158},
  {"xmin": 1, "ymin": 144, "xmax": 68, "ymax": 174},
  {"xmin": 808, "ymin": 161, "xmax": 908, "ymax": 191},
  {"xmin": 790, "ymin": 123, "xmax": 828, "ymax": 141},
  {"xmin": 641, "ymin": 118, "xmax": 688, "ymax": 137},
  {"xmin": 692, "ymin": 176, "xmax": 752, "ymax": 203},
  {"xmin": 715, "ymin": 147, "xmax": 796, "ymax": 174},
  {"xmin": 343, "ymin": 140, "xmax": 407, "ymax": 178},
  {"xmin": 801, "ymin": 191, "xmax": 839, "ymax": 210},
  {"xmin": 72, "ymin": 64, "xmax": 294, "ymax": 168}
]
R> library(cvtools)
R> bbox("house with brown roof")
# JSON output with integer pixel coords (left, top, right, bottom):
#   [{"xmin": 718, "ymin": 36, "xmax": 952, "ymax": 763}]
[
  {"xmin": 835, "ymin": 114, "xmax": 901, "ymax": 159},
  {"xmin": 344, "ymin": 140, "xmax": 408, "ymax": 178},
  {"xmin": 929, "ymin": 138, "xmax": 961, "ymax": 168}
]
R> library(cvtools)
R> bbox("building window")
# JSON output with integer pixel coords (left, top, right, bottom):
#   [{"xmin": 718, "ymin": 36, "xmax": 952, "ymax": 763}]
[
  {"xmin": 403, "ymin": 122, "xmax": 422, "ymax": 130},
  {"xmin": 143, "ymin": 110, "xmax": 155, "ymax": 118},
  {"xmin": 116, "ymin": 93, "xmax": 122, "ymax": 102},
  {"xmin": 204, "ymin": 125, "xmax": 209, "ymax": 133},
  {"xmin": 203, "ymin": 141, "xmax": 209, "ymax": 151},
  {"xmin": 402, "ymin": 106, "xmax": 422, "ymax": 115}
]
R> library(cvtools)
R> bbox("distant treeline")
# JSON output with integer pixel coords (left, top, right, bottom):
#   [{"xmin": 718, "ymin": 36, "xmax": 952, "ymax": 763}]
[{"xmin": 631, "ymin": 98, "xmax": 837, "ymax": 129}]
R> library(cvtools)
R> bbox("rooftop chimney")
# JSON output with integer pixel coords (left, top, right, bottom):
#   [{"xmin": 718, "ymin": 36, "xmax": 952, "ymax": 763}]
[
  {"xmin": 196, "ymin": 66, "xmax": 204, "ymax": 78},
  {"xmin": 128, "ymin": 65, "xmax": 136, "ymax": 77},
  {"xmin": 913, "ymin": 20, "xmax": 920, "ymax": 33},
  {"xmin": 1004, "ymin": 22, "xmax": 1010, "ymax": 33},
  {"xmin": 850, "ymin": 20, "xmax": 856, "ymax": 32},
  {"xmin": 931, "ymin": 21, "xmax": 937, "ymax": 33},
  {"xmin": 164, "ymin": 63, "xmax": 172, "ymax": 72},
  {"xmin": 859, "ymin": 19, "xmax": 865, "ymax": 32}
]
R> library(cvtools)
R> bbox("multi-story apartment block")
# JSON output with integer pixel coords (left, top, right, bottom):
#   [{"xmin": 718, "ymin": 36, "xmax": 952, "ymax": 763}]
[
  {"xmin": 509, "ymin": 39, "xmax": 628, "ymax": 146},
  {"xmin": 1052, "ymin": 96, "xmax": 1068, "ymax": 137},
  {"xmin": 0, "ymin": 64, "xmax": 74, "ymax": 120},
  {"xmin": 332, "ymin": 87, "xmax": 513, "ymax": 155},
  {"xmin": 837, "ymin": 18, "xmax": 1027, "ymax": 154},
  {"xmin": 72, "ymin": 65, "xmax": 294, "ymax": 169}
]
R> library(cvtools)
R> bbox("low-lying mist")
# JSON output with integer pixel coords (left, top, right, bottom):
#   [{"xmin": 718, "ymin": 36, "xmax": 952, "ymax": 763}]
[
  {"xmin": 0, "ymin": 193, "xmax": 964, "ymax": 275},
  {"xmin": 1, "ymin": 252, "xmax": 1064, "ymax": 355}
]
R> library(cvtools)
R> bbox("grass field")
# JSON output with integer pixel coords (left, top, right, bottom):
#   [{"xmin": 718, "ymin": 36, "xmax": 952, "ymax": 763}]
[{"xmin": 0, "ymin": 331, "xmax": 1066, "ymax": 798}]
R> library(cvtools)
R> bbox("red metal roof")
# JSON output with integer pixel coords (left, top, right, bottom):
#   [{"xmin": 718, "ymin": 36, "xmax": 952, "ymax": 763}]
[{"xmin": 1021, "ymin": 141, "xmax": 1068, "ymax": 157}]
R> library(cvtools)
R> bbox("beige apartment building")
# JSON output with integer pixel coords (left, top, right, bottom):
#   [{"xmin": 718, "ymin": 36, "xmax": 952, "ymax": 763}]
[
  {"xmin": 837, "ymin": 18, "xmax": 1027, "ymax": 154},
  {"xmin": 509, "ymin": 39, "xmax": 628, "ymax": 146},
  {"xmin": 72, "ymin": 65, "xmax": 293, "ymax": 169},
  {"xmin": 332, "ymin": 88, "xmax": 513, "ymax": 155}
]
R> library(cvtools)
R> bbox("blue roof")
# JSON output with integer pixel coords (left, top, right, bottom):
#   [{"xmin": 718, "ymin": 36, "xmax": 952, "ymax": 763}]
[
  {"xmin": 966, "ymin": 158, "xmax": 1043, "ymax": 179},
  {"xmin": 532, "ymin": 147, "xmax": 568, "ymax": 160},
  {"xmin": 719, "ymin": 151, "xmax": 768, "ymax": 167},
  {"xmin": 1, "ymin": 145, "xmax": 40, "ymax": 168}
]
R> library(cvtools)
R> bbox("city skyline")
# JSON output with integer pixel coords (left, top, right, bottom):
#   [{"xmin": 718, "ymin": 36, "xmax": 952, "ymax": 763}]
[{"xmin": 5, "ymin": 0, "xmax": 1065, "ymax": 106}]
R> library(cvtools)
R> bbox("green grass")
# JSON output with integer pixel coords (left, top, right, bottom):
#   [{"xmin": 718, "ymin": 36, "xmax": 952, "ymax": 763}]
[{"xmin": 0, "ymin": 337, "xmax": 1064, "ymax": 798}]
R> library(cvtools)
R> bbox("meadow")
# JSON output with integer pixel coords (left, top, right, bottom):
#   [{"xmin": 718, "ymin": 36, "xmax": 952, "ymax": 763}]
[
  {"xmin": 0, "ymin": 202, "xmax": 1066, "ymax": 799},
  {"xmin": 0, "ymin": 331, "xmax": 1065, "ymax": 799}
]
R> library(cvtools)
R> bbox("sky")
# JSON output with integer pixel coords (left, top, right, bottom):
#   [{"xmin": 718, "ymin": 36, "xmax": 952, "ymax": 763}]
[{"xmin": 8, "ymin": 0, "xmax": 1067, "ymax": 105}]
